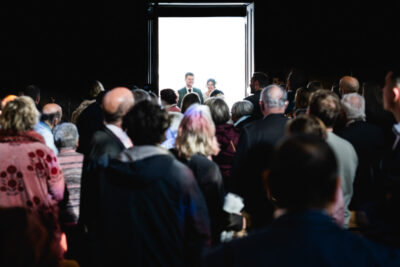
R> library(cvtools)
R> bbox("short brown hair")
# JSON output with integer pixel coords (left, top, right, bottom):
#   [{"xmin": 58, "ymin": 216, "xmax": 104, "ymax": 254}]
[
  {"xmin": 286, "ymin": 114, "xmax": 327, "ymax": 139},
  {"xmin": 309, "ymin": 90, "xmax": 341, "ymax": 128}
]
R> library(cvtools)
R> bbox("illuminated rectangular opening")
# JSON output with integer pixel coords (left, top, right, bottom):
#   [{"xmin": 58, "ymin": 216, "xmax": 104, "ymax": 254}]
[{"xmin": 158, "ymin": 17, "xmax": 246, "ymax": 108}]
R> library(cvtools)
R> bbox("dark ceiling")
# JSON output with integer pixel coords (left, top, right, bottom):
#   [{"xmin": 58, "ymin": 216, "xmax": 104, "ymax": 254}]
[{"xmin": 1, "ymin": 0, "xmax": 398, "ymax": 99}]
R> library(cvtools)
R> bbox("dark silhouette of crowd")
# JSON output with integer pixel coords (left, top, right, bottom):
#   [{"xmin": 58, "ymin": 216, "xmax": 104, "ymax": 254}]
[{"xmin": 1, "ymin": 69, "xmax": 400, "ymax": 266}]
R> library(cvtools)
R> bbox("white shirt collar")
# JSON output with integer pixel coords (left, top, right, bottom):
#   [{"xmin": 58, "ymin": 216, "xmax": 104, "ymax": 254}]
[{"xmin": 106, "ymin": 124, "xmax": 133, "ymax": 148}]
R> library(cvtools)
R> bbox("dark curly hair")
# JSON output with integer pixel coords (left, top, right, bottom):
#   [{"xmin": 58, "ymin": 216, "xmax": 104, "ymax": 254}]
[
  {"xmin": 123, "ymin": 100, "xmax": 170, "ymax": 145},
  {"xmin": 160, "ymin": 88, "xmax": 178, "ymax": 105}
]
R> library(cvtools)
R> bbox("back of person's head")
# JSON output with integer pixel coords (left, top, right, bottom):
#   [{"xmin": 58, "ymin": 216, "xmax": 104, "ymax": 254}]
[
  {"xmin": 23, "ymin": 85, "xmax": 41, "ymax": 104},
  {"xmin": 123, "ymin": 100, "xmax": 170, "ymax": 146},
  {"xmin": 210, "ymin": 89, "xmax": 224, "ymax": 98},
  {"xmin": 252, "ymin": 72, "xmax": 270, "ymax": 88},
  {"xmin": 53, "ymin": 122, "xmax": 79, "ymax": 149},
  {"xmin": 362, "ymin": 81, "xmax": 386, "ymax": 119},
  {"xmin": 341, "ymin": 93, "xmax": 366, "ymax": 121},
  {"xmin": 149, "ymin": 91, "xmax": 160, "ymax": 105},
  {"xmin": 181, "ymin": 92, "xmax": 201, "ymax": 114},
  {"xmin": 295, "ymin": 87, "xmax": 314, "ymax": 109},
  {"xmin": 339, "ymin": 76, "xmax": 360, "ymax": 95},
  {"xmin": 309, "ymin": 89, "xmax": 341, "ymax": 128},
  {"xmin": 286, "ymin": 114, "xmax": 327, "ymax": 139},
  {"xmin": 160, "ymin": 88, "xmax": 178, "ymax": 106},
  {"xmin": 231, "ymin": 100, "xmax": 253, "ymax": 122},
  {"xmin": 96, "ymin": 90, "xmax": 107, "ymax": 104},
  {"xmin": 0, "ymin": 207, "xmax": 60, "ymax": 267},
  {"xmin": 176, "ymin": 104, "xmax": 219, "ymax": 158},
  {"xmin": 0, "ymin": 96, "xmax": 39, "ymax": 132},
  {"xmin": 131, "ymin": 88, "xmax": 151, "ymax": 103},
  {"xmin": 204, "ymin": 97, "xmax": 230, "ymax": 125},
  {"xmin": 267, "ymin": 134, "xmax": 338, "ymax": 210},
  {"xmin": 88, "ymin": 80, "xmax": 105, "ymax": 99},
  {"xmin": 103, "ymin": 87, "xmax": 135, "ymax": 125},
  {"xmin": 41, "ymin": 103, "xmax": 62, "ymax": 127},
  {"xmin": 307, "ymin": 80, "xmax": 323, "ymax": 91},
  {"xmin": 287, "ymin": 68, "xmax": 308, "ymax": 91},
  {"xmin": 260, "ymin": 84, "xmax": 287, "ymax": 109}
]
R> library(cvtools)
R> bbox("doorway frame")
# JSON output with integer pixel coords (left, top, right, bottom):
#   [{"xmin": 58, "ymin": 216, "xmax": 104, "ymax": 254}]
[{"xmin": 147, "ymin": 2, "xmax": 254, "ymax": 96}]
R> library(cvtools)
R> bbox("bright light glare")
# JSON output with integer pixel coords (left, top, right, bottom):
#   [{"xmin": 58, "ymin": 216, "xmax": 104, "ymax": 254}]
[{"xmin": 158, "ymin": 17, "xmax": 246, "ymax": 109}]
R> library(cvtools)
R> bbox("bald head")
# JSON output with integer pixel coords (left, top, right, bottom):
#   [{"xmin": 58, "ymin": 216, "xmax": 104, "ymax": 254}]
[
  {"xmin": 339, "ymin": 76, "xmax": 360, "ymax": 95},
  {"xmin": 103, "ymin": 87, "xmax": 134, "ymax": 127},
  {"xmin": 41, "ymin": 103, "xmax": 62, "ymax": 128},
  {"xmin": 42, "ymin": 103, "xmax": 62, "ymax": 115}
]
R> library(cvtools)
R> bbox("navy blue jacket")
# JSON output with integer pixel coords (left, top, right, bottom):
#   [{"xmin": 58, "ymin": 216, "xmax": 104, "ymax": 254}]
[
  {"xmin": 97, "ymin": 147, "xmax": 211, "ymax": 266},
  {"xmin": 204, "ymin": 210, "xmax": 400, "ymax": 267}
]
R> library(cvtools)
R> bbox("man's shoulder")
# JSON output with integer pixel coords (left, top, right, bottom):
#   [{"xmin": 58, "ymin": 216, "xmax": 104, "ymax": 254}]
[
  {"xmin": 92, "ymin": 126, "xmax": 112, "ymax": 140},
  {"xmin": 205, "ymin": 212, "xmax": 400, "ymax": 267},
  {"xmin": 91, "ymin": 126, "xmax": 124, "ymax": 149},
  {"xmin": 244, "ymin": 92, "xmax": 259, "ymax": 102}
]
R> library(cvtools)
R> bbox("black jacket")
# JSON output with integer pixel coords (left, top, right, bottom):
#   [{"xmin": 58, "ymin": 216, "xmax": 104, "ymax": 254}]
[
  {"xmin": 338, "ymin": 120, "xmax": 385, "ymax": 209},
  {"xmin": 79, "ymin": 125, "xmax": 125, "ymax": 232},
  {"xmin": 76, "ymin": 101, "xmax": 104, "ymax": 155},
  {"xmin": 182, "ymin": 154, "xmax": 243, "ymax": 245},
  {"xmin": 244, "ymin": 90, "xmax": 263, "ymax": 120},
  {"xmin": 231, "ymin": 113, "xmax": 288, "ymax": 230}
]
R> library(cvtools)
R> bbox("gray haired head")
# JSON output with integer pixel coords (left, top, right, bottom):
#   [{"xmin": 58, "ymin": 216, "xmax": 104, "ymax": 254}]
[
  {"xmin": 260, "ymin": 85, "xmax": 287, "ymax": 108},
  {"xmin": 341, "ymin": 93, "xmax": 366, "ymax": 121},
  {"xmin": 231, "ymin": 100, "xmax": 254, "ymax": 119},
  {"xmin": 53, "ymin": 122, "xmax": 79, "ymax": 149}
]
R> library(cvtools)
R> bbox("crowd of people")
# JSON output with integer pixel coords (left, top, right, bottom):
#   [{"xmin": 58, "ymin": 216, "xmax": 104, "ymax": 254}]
[{"xmin": 1, "ymin": 69, "xmax": 400, "ymax": 266}]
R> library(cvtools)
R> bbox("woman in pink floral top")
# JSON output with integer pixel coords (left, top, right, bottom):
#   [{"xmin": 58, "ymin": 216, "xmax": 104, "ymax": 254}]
[{"xmin": 0, "ymin": 96, "xmax": 65, "ymax": 253}]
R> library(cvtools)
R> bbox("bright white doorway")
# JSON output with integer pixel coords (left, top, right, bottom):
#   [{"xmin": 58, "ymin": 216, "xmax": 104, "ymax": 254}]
[{"xmin": 158, "ymin": 17, "xmax": 247, "ymax": 108}]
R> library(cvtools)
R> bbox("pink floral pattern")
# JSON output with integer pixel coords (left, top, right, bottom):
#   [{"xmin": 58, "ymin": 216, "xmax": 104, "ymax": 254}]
[
  {"xmin": 0, "ymin": 165, "xmax": 25, "ymax": 195},
  {"xmin": 0, "ymin": 130, "xmax": 65, "ymax": 210}
]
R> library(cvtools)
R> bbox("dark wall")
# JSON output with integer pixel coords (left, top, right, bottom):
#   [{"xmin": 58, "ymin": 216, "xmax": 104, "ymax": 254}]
[{"xmin": 1, "ymin": 0, "xmax": 399, "ymax": 100}]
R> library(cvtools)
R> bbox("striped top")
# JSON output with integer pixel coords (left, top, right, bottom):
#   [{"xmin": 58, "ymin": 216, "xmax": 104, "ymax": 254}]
[{"xmin": 58, "ymin": 148, "xmax": 83, "ymax": 224}]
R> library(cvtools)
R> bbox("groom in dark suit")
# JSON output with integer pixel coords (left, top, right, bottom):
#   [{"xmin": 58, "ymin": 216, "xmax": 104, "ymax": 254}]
[{"xmin": 177, "ymin": 72, "xmax": 204, "ymax": 107}]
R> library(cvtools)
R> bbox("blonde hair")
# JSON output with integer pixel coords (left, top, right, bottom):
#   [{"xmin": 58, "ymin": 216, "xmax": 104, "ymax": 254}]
[
  {"xmin": 0, "ymin": 96, "xmax": 39, "ymax": 132},
  {"xmin": 175, "ymin": 104, "xmax": 219, "ymax": 159}
]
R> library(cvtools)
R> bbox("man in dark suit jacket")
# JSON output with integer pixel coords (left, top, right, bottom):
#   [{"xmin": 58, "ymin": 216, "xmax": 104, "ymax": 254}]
[
  {"xmin": 79, "ymin": 87, "xmax": 134, "ymax": 266},
  {"xmin": 244, "ymin": 72, "xmax": 270, "ymax": 120},
  {"xmin": 338, "ymin": 93, "xmax": 385, "ymax": 209},
  {"xmin": 231, "ymin": 84, "xmax": 288, "ymax": 229},
  {"xmin": 177, "ymin": 72, "xmax": 204, "ymax": 107},
  {"xmin": 205, "ymin": 135, "xmax": 400, "ymax": 267}
]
